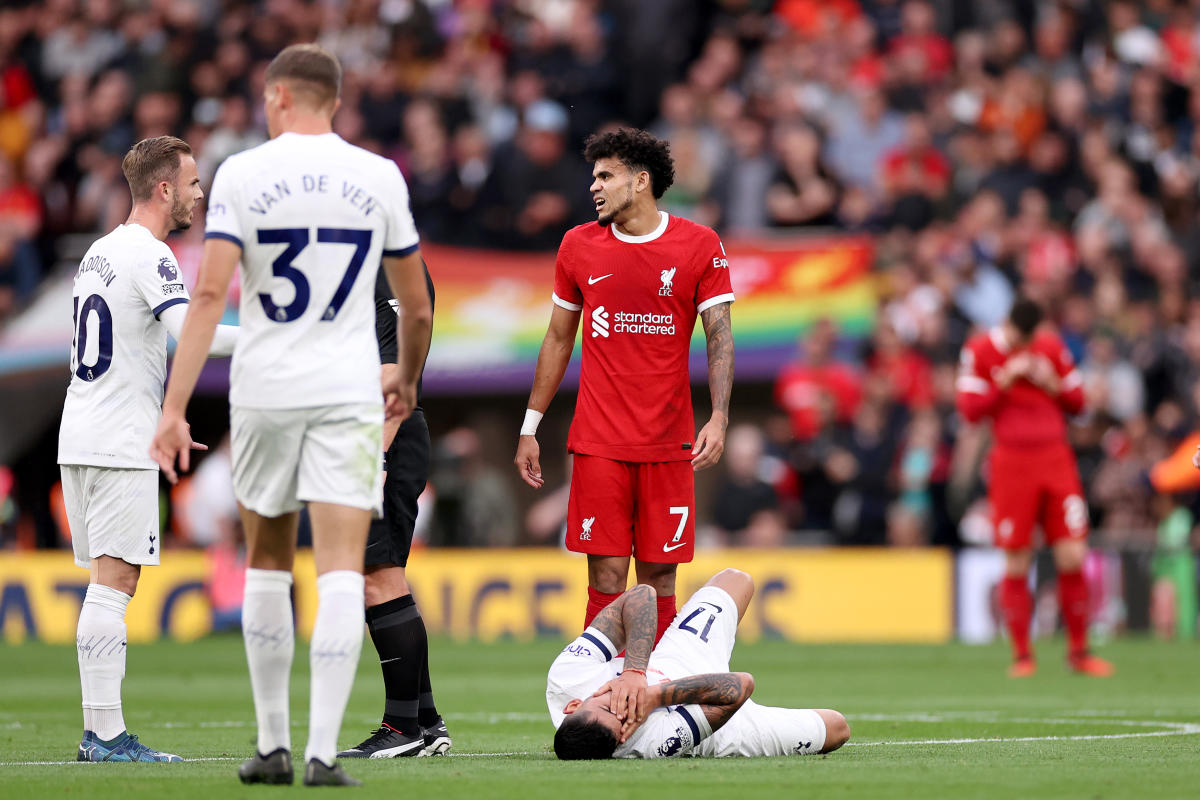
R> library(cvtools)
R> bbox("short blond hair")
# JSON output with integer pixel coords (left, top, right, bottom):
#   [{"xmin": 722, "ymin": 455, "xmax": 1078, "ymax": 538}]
[
  {"xmin": 122, "ymin": 136, "xmax": 192, "ymax": 202},
  {"xmin": 265, "ymin": 43, "xmax": 341, "ymax": 108}
]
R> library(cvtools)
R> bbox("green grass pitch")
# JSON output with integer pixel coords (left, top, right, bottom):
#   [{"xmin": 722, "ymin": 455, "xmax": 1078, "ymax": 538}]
[{"xmin": 1, "ymin": 636, "xmax": 1197, "ymax": 799}]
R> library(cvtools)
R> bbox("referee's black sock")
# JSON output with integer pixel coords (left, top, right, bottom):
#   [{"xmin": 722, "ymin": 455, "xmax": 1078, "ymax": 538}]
[
  {"xmin": 365, "ymin": 594, "xmax": 425, "ymax": 737},
  {"xmin": 417, "ymin": 640, "xmax": 441, "ymax": 728}
]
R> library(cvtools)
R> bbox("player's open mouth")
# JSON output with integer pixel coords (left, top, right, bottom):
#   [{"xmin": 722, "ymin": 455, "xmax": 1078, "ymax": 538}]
[{"xmin": 594, "ymin": 197, "xmax": 605, "ymax": 210}]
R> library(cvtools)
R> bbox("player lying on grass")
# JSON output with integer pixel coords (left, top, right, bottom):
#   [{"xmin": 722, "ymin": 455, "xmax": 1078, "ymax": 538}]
[{"xmin": 547, "ymin": 569, "xmax": 850, "ymax": 759}]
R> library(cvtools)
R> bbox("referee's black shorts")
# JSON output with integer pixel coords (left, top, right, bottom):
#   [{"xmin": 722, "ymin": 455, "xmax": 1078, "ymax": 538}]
[{"xmin": 365, "ymin": 408, "xmax": 430, "ymax": 568}]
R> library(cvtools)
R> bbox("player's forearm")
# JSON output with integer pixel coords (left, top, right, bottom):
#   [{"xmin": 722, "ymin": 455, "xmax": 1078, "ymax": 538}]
[
  {"xmin": 587, "ymin": 583, "xmax": 656, "ymax": 662},
  {"xmin": 396, "ymin": 309, "xmax": 432, "ymax": 387},
  {"xmin": 163, "ymin": 295, "xmax": 224, "ymax": 415},
  {"xmin": 652, "ymin": 672, "xmax": 754, "ymax": 711},
  {"xmin": 207, "ymin": 323, "xmax": 239, "ymax": 357},
  {"xmin": 526, "ymin": 333, "xmax": 573, "ymax": 412},
  {"xmin": 702, "ymin": 303, "xmax": 733, "ymax": 420},
  {"xmin": 618, "ymin": 584, "xmax": 657, "ymax": 674}
]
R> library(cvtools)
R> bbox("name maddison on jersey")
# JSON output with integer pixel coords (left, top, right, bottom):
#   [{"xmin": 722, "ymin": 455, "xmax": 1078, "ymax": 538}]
[
  {"xmin": 231, "ymin": 174, "xmax": 384, "ymax": 218},
  {"xmin": 78, "ymin": 255, "xmax": 116, "ymax": 286}
]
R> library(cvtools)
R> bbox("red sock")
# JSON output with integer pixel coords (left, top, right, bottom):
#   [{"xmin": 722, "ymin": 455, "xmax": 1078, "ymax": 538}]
[
  {"xmin": 1058, "ymin": 570, "xmax": 1089, "ymax": 657},
  {"xmin": 585, "ymin": 586, "xmax": 622, "ymax": 630},
  {"xmin": 1000, "ymin": 575, "xmax": 1033, "ymax": 661},
  {"xmin": 655, "ymin": 595, "xmax": 677, "ymax": 645}
]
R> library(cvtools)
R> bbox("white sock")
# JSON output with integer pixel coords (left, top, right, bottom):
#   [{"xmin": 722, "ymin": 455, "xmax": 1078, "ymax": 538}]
[
  {"xmin": 304, "ymin": 570, "xmax": 364, "ymax": 766},
  {"xmin": 77, "ymin": 583, "xmax": 131, "ymax": 741},
  {"xmin": 243, "ymin": 568, "xmax": 295, "ymax": 755}
]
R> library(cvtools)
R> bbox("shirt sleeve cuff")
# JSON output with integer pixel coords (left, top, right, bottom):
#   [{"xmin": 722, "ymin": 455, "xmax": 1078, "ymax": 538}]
[
  {"xmin": 383, "ymin": 242, "xmax": 420, "ymax": 257},
  {"xmin": 580, "ymin": 627, "xmax": 617, "ymax": 661},
  {"xmin": 152, "ymin": 297, "xmax": 189, "ymax": 318},
  {"xmin": 676, "ymin": 704, "xmax": 712, "ymax": 742},
  {"xmin": 204, "ymin": 231, "xmax": 243, "ymax": 249},
  {"xmin": 552, "ymin": 292, "xmax": 583, "ymax": 312},
  {"xmin": 696, "ymin": 293, "xmax": 736, "ymax": 313}
]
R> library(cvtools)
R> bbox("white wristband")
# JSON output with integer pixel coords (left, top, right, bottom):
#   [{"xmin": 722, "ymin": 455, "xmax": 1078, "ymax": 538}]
[{"xmin": 521, "ymin": 409, "xmax": 543, "ymax": 436}]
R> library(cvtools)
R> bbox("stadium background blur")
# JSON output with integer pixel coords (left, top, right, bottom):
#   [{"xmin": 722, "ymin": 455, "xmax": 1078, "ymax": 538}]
[{"xmin": 1, "ymin": 0, "xmax": 1199, "ymax": 644}]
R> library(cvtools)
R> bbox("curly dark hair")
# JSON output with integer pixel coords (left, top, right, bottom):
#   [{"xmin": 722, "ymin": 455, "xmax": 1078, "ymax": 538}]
[
  {"xmin": 553, "ymin": 713, "xmax": 619, "ymax": 760},
  {"xmin": 583, "ymin": 128, "xmax": 675, "ymax": 199}
]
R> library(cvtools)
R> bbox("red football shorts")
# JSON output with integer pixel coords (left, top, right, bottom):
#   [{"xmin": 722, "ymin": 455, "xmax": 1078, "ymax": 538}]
[
  {"xmin": 989, "ymin": 443, "xmax": 1088, "ymax": 550},
  {"xmin": 566, "ymin": 454, "xmax": 696, "ymax": 563}
]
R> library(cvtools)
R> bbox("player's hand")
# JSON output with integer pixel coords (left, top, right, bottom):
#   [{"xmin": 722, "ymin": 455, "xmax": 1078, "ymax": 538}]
[
  {"xmin": 594, "ymin": 670, "xmax": 648, "ymax": 725},
  {"xmin": 1192, "ymin": 445, "xmax": 1200, "ymax": 470},
  {"xmin": 384, "ymin": 376, "xmax": 418, "ymax": 424},
  {"xmin": 997, "ymin": 353, "xmax": 1031, "ymax": 389},
  {"xmin": 149, "ymin": 411, "xmax": 207, "ymax": 484},
  {"xmin": 1028, "ymin": 355, "xmax": 1060, "ymax": 394},
  {"xmin": 515, "ymin": 435, "xmax": 544, "ymax": 488},
  {"xmin": 691, "ymin": 413, "xmax": 728, "ymax": 471}
]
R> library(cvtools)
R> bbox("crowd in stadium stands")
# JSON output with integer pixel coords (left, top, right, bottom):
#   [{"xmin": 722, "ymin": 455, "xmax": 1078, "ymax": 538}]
[{"xmin": 4, "ymin": 0, "xmax": 1200, "ymax": 552}]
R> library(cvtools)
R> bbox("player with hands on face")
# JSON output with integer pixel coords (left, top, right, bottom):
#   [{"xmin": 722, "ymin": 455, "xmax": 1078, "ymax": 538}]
[{"xmin": 547, "ymin": 569, "xmax": 849, "ymax": 759}]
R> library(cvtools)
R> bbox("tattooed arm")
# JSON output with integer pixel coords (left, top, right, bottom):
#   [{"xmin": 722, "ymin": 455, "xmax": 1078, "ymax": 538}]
[
  {"xmin": 647, "ymin": 672, "xmax": 755, "ymax": 732},
  {"xmin": 692, "ymin": 302, "xmax": 733, "ymax": 471},
  {"xmin": 587, "ymin": 583, "xmax": 657, "ymax": 723},
  {"xmin": 587, "ymin": 583, "xmax": 656, "ymax": 672}
]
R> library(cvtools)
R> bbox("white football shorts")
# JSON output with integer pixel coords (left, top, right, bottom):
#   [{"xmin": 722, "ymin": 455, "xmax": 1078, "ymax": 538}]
[
  {"xmin": 649, "ymin": 586, "xmax": 741, "ymax": 678},
  {"xmin": 231, "ymin": 403, "xmax": 384, "ymax": 518},
  {"xmin": 61, "ymin": 465, "xmax": 161, "ymax": 569},
  {"xmin": 650, "ymin": 584, "xmax": 828, "ymax": 757}
]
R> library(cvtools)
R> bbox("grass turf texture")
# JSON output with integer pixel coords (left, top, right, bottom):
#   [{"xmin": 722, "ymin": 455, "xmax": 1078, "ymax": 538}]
[{"xmin": 1, "ymin": 637, "xmax": 1196, "ymax": 799}]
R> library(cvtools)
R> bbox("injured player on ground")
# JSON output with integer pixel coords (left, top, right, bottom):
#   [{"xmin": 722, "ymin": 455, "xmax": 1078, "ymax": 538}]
[{"xmin": 547, "ymin": 569, "xmax": 850, "ymax": 759}]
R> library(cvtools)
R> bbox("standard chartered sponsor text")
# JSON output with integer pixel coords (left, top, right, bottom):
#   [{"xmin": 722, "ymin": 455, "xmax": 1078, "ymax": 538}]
[{"xmin": 612, "ymin": 310, "xmax": 675, "ymax": 335}]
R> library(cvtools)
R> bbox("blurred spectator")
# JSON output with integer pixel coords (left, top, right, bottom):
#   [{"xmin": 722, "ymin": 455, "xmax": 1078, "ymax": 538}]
[
  {"xmin": 766, "ymin": 123, "xmax": 839, "ymax": 228},
  {"xmin": 478, "ymin": 98, "xmax": 590, "ymax": 250},
  {"xmin": 825, "ymin": 86, "xmax": 904, "ymax": 197},
  {"xmin": 428, "ymin": 428, "xmax": 518, "ymax": 547},
  {"xmin": 711, "ymin": 424, "xmax": 786, "ymax": 547},
  {"xmin": 880, "ymin": 113, "xmax": 949, "ymax": 230},
  {"xmin": 775, "ymin": 318, "xmax": 863, "ymax": 441}
]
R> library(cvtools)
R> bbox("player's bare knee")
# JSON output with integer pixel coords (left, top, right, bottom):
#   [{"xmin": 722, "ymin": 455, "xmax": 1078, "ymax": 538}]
[
  {"xmin": 1053, "ymin": 540, "xmax": 1086, "ymax": 573},
  {"xmin": 707, "ymin": 568, "xmax": 754, "ymax": 616},
  {"xmin": 634, "ymin": 561, "xmax": 676, "ymax": 595},
  {"xmin": 817, "ymin": 710, "xmax": 849, "ymax": 753}
]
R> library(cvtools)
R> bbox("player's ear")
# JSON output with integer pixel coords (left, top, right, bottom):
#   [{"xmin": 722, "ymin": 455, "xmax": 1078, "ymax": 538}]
[{"xmin": 563, "ymin": 699, "xmax": 583, "ymax": 715}]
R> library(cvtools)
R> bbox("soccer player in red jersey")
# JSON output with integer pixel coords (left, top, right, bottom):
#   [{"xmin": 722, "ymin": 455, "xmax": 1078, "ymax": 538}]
[
  {"xmin": 514, "ymin": 128, "xmax": 735, "ymax": 644},
  {"xmin": 956, "ymin": 298, "xmax": 1113, "ymax": 678}
]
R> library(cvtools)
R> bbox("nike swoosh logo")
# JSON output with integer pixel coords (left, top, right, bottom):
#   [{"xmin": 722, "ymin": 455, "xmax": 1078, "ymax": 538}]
[
  {"xmin": 588, "ymin": 274, "xmax": 614, "ymax": 285},
  {"xmin": 380, "ymin": 657, "xmax": 401, "ymax": 664},
  {"xmin": 662, "ymin": 542, "xmax": 688, "ymax": 553}
]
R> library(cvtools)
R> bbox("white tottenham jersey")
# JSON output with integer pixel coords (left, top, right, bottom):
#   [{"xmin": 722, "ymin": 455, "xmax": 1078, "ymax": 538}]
[
  {"xmin": 546, "ymin": 627, "xmax": 713, "ymax": 759},
  {"xmin": 58, "ymin": 223, "xmax": 191, "ymax": 469},
  {"xmin": 204, "ymin": 132, "xmax": 419, "ymax": 409}
]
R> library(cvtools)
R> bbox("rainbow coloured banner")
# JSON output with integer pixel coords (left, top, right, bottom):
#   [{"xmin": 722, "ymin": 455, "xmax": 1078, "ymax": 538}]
[{"xmin": 420, "ymin": 236, "xmax": 877, "ymax": 394}]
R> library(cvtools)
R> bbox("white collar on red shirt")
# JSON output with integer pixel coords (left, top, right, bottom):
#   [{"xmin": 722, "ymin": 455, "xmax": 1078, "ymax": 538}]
[
  {"xmin": 989, "ymin": 326, "xmax": 1010, "ymax": 354},
  {"xmin": 610, "ymin": 211, "xmax": 669, "ymax": 243}
]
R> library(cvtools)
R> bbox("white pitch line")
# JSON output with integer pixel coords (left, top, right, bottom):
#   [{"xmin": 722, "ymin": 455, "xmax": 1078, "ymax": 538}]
[
  {"xmin": 0, "ymin": 752, "xmax": 536, "ymax": 767},
  {"xmin": 7, "ymin": 712, "xmax": 1199, "ymax": 765},
  {"xmin": 846, "ymin": 722, "xmax": 1200, "ymax": 747}
]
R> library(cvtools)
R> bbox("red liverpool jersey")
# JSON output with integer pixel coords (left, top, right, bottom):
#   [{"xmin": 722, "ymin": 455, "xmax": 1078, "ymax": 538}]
[
  {"xmin": 955, "ymin": 327, "xmax": 1085, "ymax": 448},
  {"xmin": 553, "ymin": 212, "xmax": 735, "ymax": 462}
]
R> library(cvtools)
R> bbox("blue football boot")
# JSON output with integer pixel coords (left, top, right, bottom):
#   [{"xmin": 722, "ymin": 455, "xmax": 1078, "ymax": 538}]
[{"xmin": 77, "ymin": 730, "xmax": 183, "ymax": 762}]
